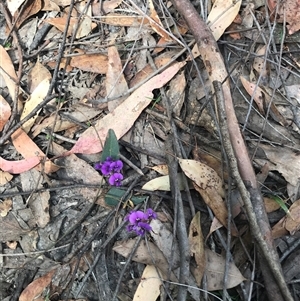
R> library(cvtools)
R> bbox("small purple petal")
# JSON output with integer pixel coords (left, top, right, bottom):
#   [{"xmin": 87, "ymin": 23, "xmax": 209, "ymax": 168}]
[
  {"xmin": 101, "ymin": 161, "xmax": 112, "ymax": 175},
  {"xmin": 145, "ymin": 208, "xmax": 157, "ymax": 220},
  {"xmin": 128, "ymin": 211, "xmax": 146, "ymax": 224},
  {"xmin": 110, "ymin": 160, "xmax": 123, "ymax": 172},
  {"xmin": 132, "ymin": 222, "xmax": 152, "ymax": 236},
  {"xmin": 108, "ymin": 172, "xmax": 123, "ymax": 186},
  {"xmin": 94, "ymin": 162, "xmax": 103, "ymax": 171}
]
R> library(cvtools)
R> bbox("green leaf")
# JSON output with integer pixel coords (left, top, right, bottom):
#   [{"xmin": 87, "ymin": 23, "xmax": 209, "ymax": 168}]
[
  {"xmin": 104, "ymin": 188, "xmax": 147, "ymax": 206},
  {"xmin": 271, "ymin": 196, "xmax": 290, "ymax": 215},
  {"xmin": 105, "ymin": 187, "xmax": 126, "ymax": 206},
  {"xmin": 101, "ymin": 129, "xmax": 120, "ymax": 161},
  {"xmin": 131, "ymin": 195, "xmax": 147, "ymax": 204}
]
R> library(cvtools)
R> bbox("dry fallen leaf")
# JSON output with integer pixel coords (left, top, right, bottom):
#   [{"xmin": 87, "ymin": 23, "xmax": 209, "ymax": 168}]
[
  {"xmin": 150, "ymin": 219, "xmax": 180, "ymax": 268},
  {"xmin": 20, "ymin": 169, "xmax": 50, "ymax": 228},
  {"xmin": 69, "ymin": 61, "xmax": 185, "ymax": 155},
  {"xmin": 21, "ymin": 78, "xmax": 50, "ymax": 133},
  {"xmin": 70, "ymin": 52, "xmax": 108, "ymax": 74},
  {"xmin": 285, "ymin": 199, "xmax": 300, "ymax": 235},
  {"xmin": 194, "ymin": 183, "xmax": 229, "ymax": 229},
  {"xmin": 189, "ymin": 212, "xmax": 206, "ymax": 286},
  {"xmin": 268, "ymin": 0, "xmax": 300, "ymax": 34},
  {"xmin": 255, "ymin": 144, "xmax": 300, "ymax": 187},
  {"xmin": 7, "ymin": 0, "xmax": 26, "ymax": 15},
  {"xmin": 0, "ymin": 199, "xmax": 13, "ymax": 217},
  {"xmin": 191, "ymin": 0, "xmax": 241, "ymax": 57},
  {"xmin": 19, "ymin": 269, "xmax": 56, "ymax": 301},
  {"xmin": 11, "ymin": 128, "xmax": 59, "ymax": 174},
  {"xmin": 167, "ymin": 71, "xmax": 186, "ymax": 116},
  {"xmin": 99, "ymin": 13, "xmax": 149, "ymax": 27},
  {"xmin": 0, "ymin": 95, "xmax": 11, "ymax": 131},
  {"xmin": 27, "ymin": 60, "xmax": 52, "ymax": 93},
  {"xmin": 113, "ymin": 238, "xmax": 177, "ymax": 281},
  {"xmin": 142, "ymin": 173, "xmax": 186, "ymax": 191},
  {"xmin": 148, "ymin": 0, "xmax": 172, "ymax": 41},
  {"xmin": 0, "ymin": 171, "xmax": 13, "ymax": 185},
  {"xmin": 178, "ymin": 159, "xmax": 224, "ymax": 197},
  {"xmin": 207, "ymin": 0, "xmax": 242, "ymax": 40},
  {"xmin": 0, "ymin": 213, "xmax": 30, "ymax": 242},
  {"xmin": 106, "ymin": 45, "xmax": 128, "ymax": 111},
  {"xmin": 206, "ymin": 248, "xmax": 246, "ymax": 290},
  {"xmin": 0, "ymin": 156, "xmax": 41, "ymax": 174},
  {"xmin": 0, "ymin": 45, "xmax": 19, "ymax": 100},
  {"xmin": 133, "ymin": 265, "xmax": 163, "ymax": 301},
  {"xmin": 15, "ymin": 0, "xmax": 42, "ymax": 29}
]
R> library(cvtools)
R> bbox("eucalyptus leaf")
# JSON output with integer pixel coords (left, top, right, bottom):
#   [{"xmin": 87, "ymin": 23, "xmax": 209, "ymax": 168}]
[
  {"xmin": 101, "ymin": 129, "xmax": 120, "ymax": 161},
  {"xmin": 105, "ymin": 187, "xmax": 126, "ymax": 206}
]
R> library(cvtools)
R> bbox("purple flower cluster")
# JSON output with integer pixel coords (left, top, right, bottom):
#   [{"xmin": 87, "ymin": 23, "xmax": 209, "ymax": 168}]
[
  {"xmin": 95, "ymin": 157, "xmax": 123, "ymax": 186},
  {"xmin": 125, "ymin": 209, "xmax": 157, "ymax": 236}
]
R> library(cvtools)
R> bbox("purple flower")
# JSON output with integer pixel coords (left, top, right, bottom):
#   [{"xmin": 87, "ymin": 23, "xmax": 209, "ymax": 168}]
[
  {"xmin": 126, "ymin": 210, "xmax": 147, "ymax": 224},
  {"xmin": 110, "ymin": 160, "xmax": 123, "ymax": 173},
  {"xmin": 94, "ymin": 162, "xmax": 103, "ymax": 171},
  {"xmin": 94, "ymin": 157, "xmax": 124, "ymax": 186},
  {"xmin": 145, "ymin": 208, "xmax": 157, "ymax": 220},
  {"xmin": 101, "ymin": 161, "xmax": 113, "ymax": 175},
  {"xmin": 108, "ymin": 172, "xmax": 123, "ymax": 186},
  {"xmin": 125, "ymin": 208, "xmax": 157, "ymax": 236}
]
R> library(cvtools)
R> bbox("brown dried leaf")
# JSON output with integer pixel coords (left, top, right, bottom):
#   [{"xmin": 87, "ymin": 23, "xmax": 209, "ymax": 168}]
[
  {"xmin": 99, "ymin": 13, "xmax": 149, "ymax": 26},
  {"xmin": 0, "ymin": 213, "xmax": 30, "ymax": 242},
  {"xmin": 69, "ymin": 61, "xmax": 185, "ymax": 154},
  {"xmin": 285, "ymin": 199, "xmax": 300, "ymax": 235},
  {"xmin": 15, "ymin": 0, "xmax": 42, "ymax": 29},
  {"xmin": 70, "ymin": 53, "xmax": 108, "ymax": 74},
  {"xmin": 150, "ymin": 219, "xmax": 180, "ymax": 267},
  {"xmin": 130, "ymin": 51, "xmax": 176, "ymax": 87},
  {"xmin": 189, "ymin": 212, "xmax": 205, "ymax": 286},
  {"xmin": 19, "ymin": 269, "xmax": 56, "ymax": 301},
  {"xmin": 28, "ymin": 61, "xmax": 51, "ymax": 93},
  {"xmin": 166, "ymin": 71, "xmax": 186, "ymax": 116},
  {"xmin": 206, "ymin": 248, "xmax": 246, "ymax": 290},
  {"xmin": 106, "ymin": 45, "xmax": 128, "ymax": 111},
  {"xmin": 0, "ymin": 199, "xmax": 12, "ymax": 217},
  {"xmin": 20, "ymin": 169, "xmax": 50, "ymax": 228},
  {"xmin": 133, "ymin": 265, "xmax": 163, "ymax": 301},
  {"xmin": 46, "ymin": 16, "xmax": 96, "ymax": 37},
  {"xmin": 0, "ymin": 95, "xmax": 11, "ymax": 131},
  {"xmin": 253, "ymin": 45, "xmax": 269, "ymax": 83},
  {"xmin": 272, "ymin": 216, "xmax": 289, "ymax": 239},
  {"xmin": 194, "ymin": 183, "xmax": 228, "ymax": 229},
  {"xmin": 0, "ymin": 46, "xmax": 18, "ymax": 100},
  {"xmin": 206, "ymin": 0, "xmax": 241, "ymax": 41},
  {"xmin": 113, "ymin": 238, "xmax": 177, "ymax": 281},
  {"xmin": 11, "ymin": 128, "xmax": 59, "ymax": 174},
  {"xmin": 255, "ymin": 144, "xmax": 300, "ymax": 186},
  {"xmin": 41, "ymin": 0, "xmax": 60, "ymax": 11},
  {"xmin": 240, "ymin": 76, "xmax": 264, "ymax": 114},
  {"xmin": 0, "ymin": 156, "xmax": 40, "ymax": 174},
  {"xmin": 178, "ymin": 159, "xmax": 224, "ymax": 197},
  {"xmin": 21, "ymin": 78, "xmax": 50, "ymax": 133},
  {"xmin": 0, "ymin": 171, "xmax": 13, "ymax": 185},
  {"xmin": 268, "ymin": 0, "xmax": 300, "ymax": 34},
  {"xmin": 148, "ymin": 0, "xmax": 172, "ymax": 41}
]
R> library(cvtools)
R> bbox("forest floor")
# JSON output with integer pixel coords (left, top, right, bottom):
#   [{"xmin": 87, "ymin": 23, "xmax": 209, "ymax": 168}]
[{"xmin": 1, "ymin": 0, "xmax": 300, "ymax": 300}]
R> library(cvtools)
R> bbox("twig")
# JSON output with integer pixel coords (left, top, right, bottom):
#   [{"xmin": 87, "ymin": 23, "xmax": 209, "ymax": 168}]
[{"xmin": 213, "ymin": 80, "xmax": 291, "ymax": 301}]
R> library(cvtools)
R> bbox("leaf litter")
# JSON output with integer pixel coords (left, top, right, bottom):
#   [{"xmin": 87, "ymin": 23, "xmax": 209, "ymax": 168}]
[{"xmin": 1, "ymin": 0, "xmax": 300, "ymax": 300}]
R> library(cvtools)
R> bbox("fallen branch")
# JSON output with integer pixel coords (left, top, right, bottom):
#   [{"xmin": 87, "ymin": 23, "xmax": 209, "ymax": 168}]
[{"xmin": 170, "ymin": 0, "xmax": 293, "ymax": 300}]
